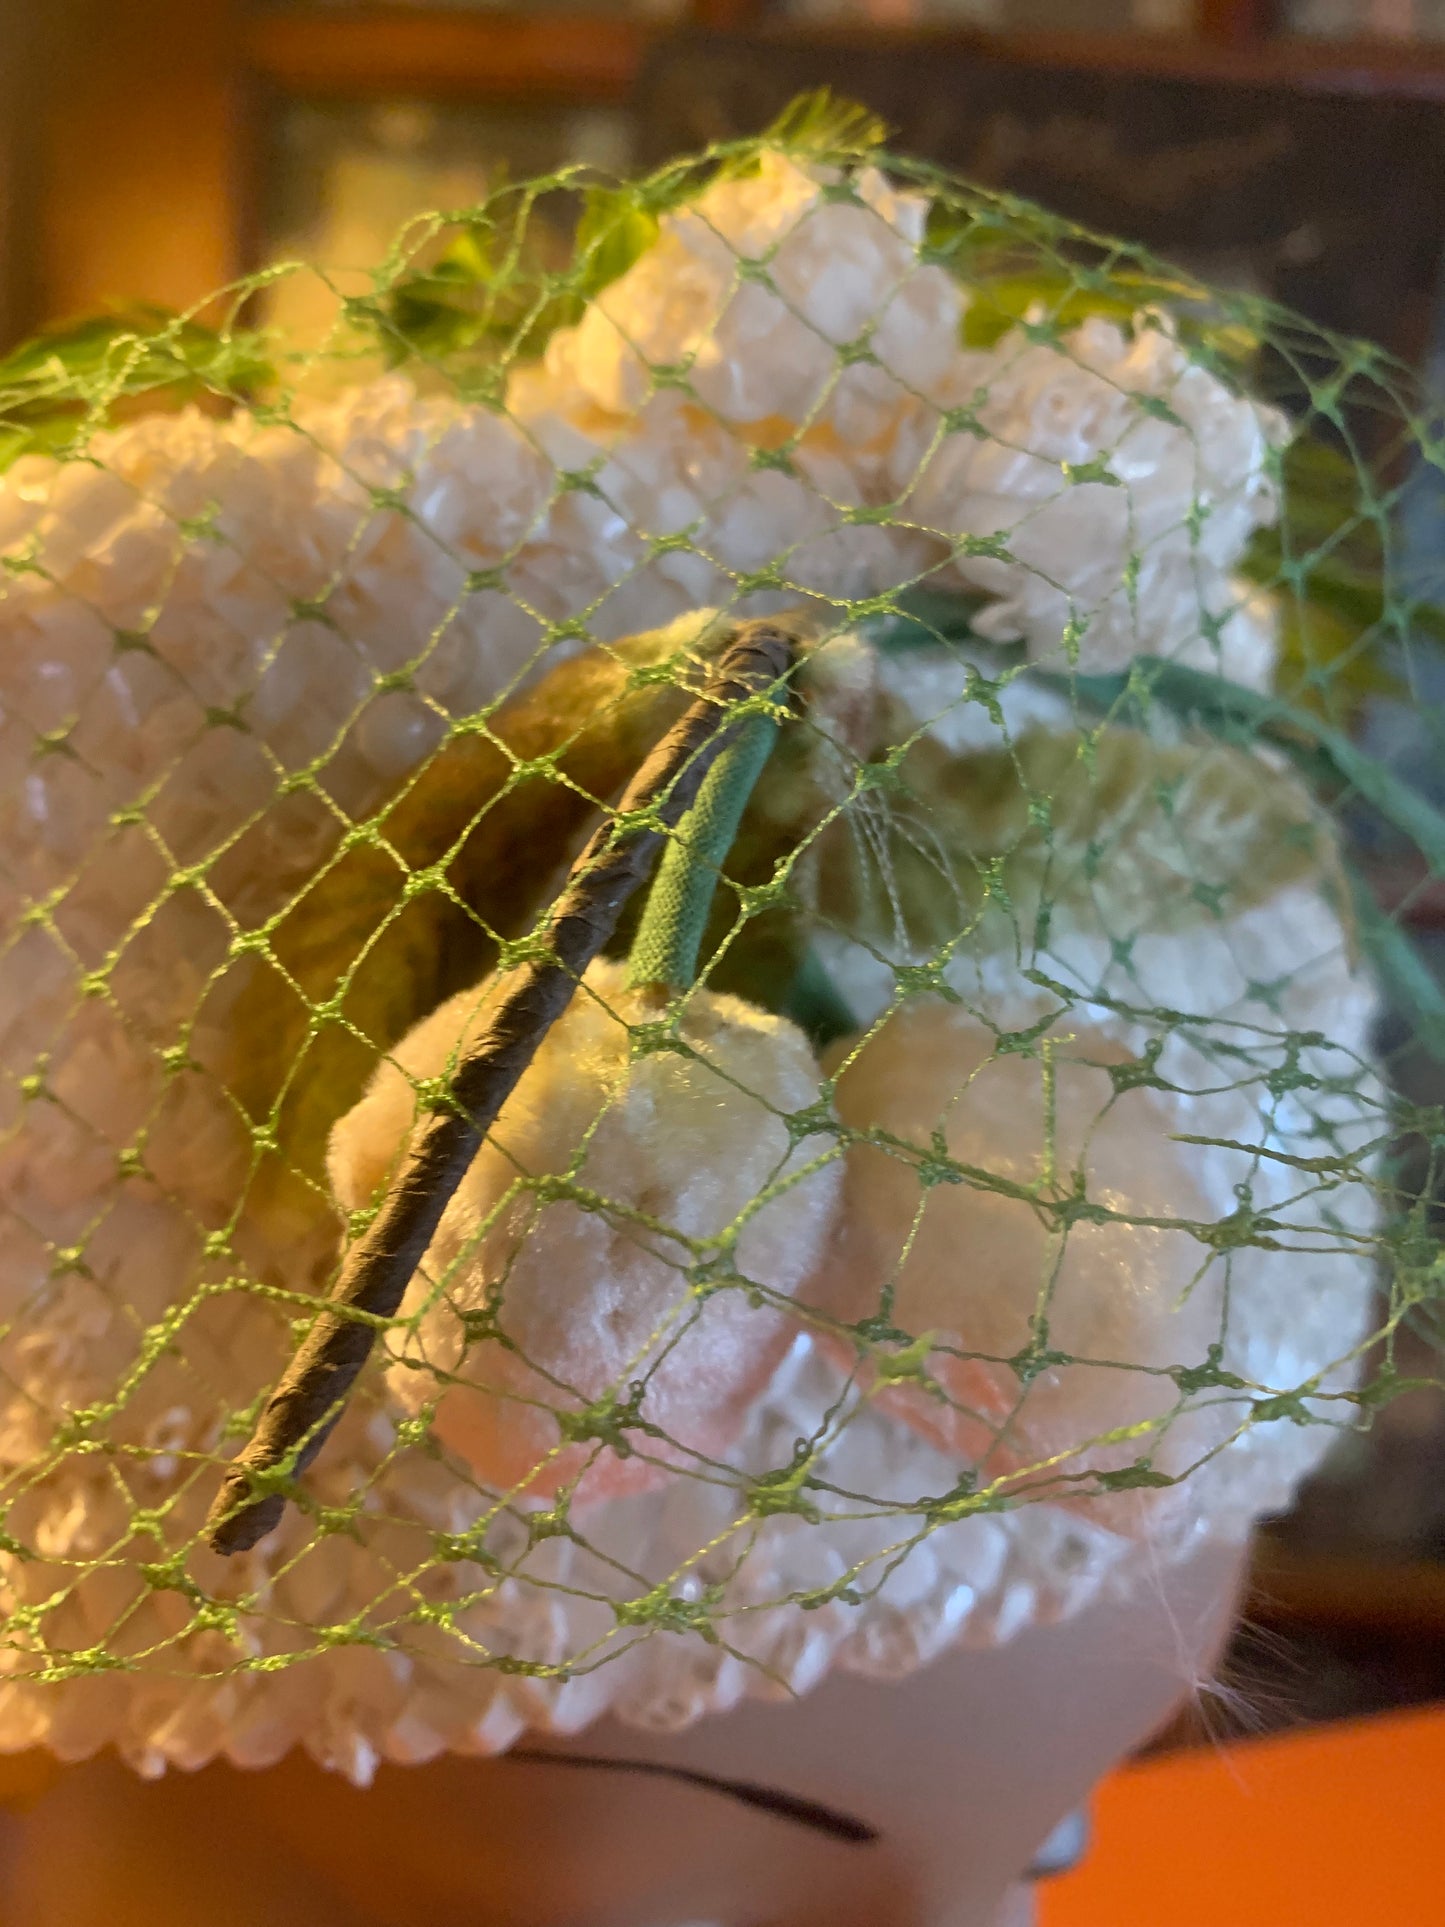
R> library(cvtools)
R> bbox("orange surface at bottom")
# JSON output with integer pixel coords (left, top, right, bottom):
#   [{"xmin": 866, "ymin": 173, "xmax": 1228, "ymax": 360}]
[{"xmin": 1041, "ymin": 1702, "xmax": 1445, "ymax": 1927}]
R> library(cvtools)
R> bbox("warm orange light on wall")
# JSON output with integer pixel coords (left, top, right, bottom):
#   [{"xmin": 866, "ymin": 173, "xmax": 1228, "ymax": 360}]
[{"xmin": 1044, "ymin": 1703, "xmax": 1445, "ymax": 1926}]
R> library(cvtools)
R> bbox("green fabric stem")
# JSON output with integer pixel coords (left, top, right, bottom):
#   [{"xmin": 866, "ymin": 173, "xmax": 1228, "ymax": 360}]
[
  {"xmin": 1070, "ymin": 655, "xmax": 1445, "ymax": 874},
  {"xmin": 856, "ymin": 587, "xmax": 986, "ymax": 653},
  {"xmin": 628, "ymin": 710, "xmax": 780, "ymax": 993}
]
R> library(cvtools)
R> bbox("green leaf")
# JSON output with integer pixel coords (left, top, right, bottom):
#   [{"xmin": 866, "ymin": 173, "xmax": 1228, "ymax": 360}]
[
  {"xmin": 375, "ymin": 177, "xmax": 675, "ymax": 369},
  {"xmin": 1242, "ymin": 433, "xmax": 1436, "ymax": 717},
  {"xmin": 941, "ymin": 254, "xmax": 1263, "ymax": 371},
  {"xmin": 375, "ymin": 90, "xmax": 879, "ymax": 369},
  {"xmin": 0, "ymin": 306, "xmax": 271, "ymax": 472},
  {"xmin": 1274, "ymin": 592, "xmax": 1404, "ymax": 725},
  {"xmin": 959, "ymin": 271, "xmax": 1150, "ymax": 352},
  {"xmin": 761, "ymin": 89, "xmax": 889, "ymax": 162},
  {"xmin": 572, "ymin": 187, "xmax": 661, "ymax": 302}
]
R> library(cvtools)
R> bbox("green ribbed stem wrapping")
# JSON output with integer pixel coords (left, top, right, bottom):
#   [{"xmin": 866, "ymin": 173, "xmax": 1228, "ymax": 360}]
[{"xmin": 627, "ymin": 708, "xmax": 780, "ymax": 993}]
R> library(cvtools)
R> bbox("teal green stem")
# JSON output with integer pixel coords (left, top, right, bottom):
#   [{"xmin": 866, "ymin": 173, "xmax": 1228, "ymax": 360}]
[{"xmin": 627, "ymin": 709, "xmax": 779, "ymax": 993}]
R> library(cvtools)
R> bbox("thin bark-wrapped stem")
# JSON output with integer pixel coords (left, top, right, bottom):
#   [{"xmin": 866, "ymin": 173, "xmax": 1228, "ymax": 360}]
[{"xmin": 205, "ymin": 620, "xmax": 798, "ymax": 1555}]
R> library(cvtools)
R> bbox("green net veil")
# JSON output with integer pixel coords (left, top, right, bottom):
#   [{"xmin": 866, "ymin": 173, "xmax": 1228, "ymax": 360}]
[{"xmin": 0, "ymin": 97, "xmax": 1438, "ymax": 1779}]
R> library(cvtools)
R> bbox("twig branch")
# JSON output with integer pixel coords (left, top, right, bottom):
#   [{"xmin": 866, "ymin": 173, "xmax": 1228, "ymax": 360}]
[{"xmin": 205, "ymin": 619, "xmax": 799, "ymax": 1555}]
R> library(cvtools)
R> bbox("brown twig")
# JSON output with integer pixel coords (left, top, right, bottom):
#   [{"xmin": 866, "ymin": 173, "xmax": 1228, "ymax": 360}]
[{"xmin": 205, "ymin": 619, "xmax": 799, "ymax": 1555}]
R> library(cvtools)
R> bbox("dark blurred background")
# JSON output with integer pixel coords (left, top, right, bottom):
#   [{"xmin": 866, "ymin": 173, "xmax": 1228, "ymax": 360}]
[{"xmin": 5, "ymin": 0, "xmax": 1445, "ymax": 1745}]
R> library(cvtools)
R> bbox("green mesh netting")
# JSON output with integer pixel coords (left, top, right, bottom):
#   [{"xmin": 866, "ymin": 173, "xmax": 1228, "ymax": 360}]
[{"xmin": 0, "ymin": 96, "xmax": 1442, "ymax": 1775}]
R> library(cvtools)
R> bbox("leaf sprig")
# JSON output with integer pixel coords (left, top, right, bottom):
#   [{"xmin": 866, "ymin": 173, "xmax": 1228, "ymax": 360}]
[
  {"xmin": 0, "ymin": 305, "xmax": 271, "ymax": 473},
  {"xmin": 371, "ymin": 88, "xmax": 889, "ymax": 371}
]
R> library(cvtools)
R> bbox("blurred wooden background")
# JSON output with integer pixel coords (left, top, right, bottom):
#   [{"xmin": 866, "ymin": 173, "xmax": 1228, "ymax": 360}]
[{"xmin": 8, "ymin": 0, "xmax": 1445, "ymax": 347}]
